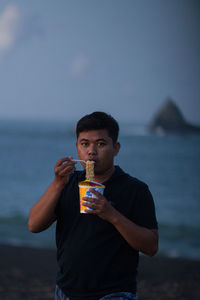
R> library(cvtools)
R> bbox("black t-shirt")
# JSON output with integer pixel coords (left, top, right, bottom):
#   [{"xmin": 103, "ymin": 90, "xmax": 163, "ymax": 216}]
[{"xmin": 55, "ymin": 166, "xmax": 158, "ymax": 300}]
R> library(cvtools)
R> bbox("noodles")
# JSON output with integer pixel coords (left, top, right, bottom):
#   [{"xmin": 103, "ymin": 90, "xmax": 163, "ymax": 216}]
[{"xmin": 85, "ymin": 161, "xmax": 95, "ymax": 181}]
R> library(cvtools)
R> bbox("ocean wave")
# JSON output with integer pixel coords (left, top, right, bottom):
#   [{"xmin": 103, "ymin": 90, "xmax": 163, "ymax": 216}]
[
  {"xmin": 0, "ymin": 214, "xmax": 56, "ymax": 250},
  {"xmin": 159, "ymin": 222, "xmax": 200, "ymax": 240},
  {"xmin": 1, "ymin": 215, "xmax": 200, "ymax": 260},
  {"xmin": 157, "ymin": 222, "xmax": 200, "ymax": 260},
  {"xmin": 0, "ymin": 214, "xmax": 27, "ymax": 225}
]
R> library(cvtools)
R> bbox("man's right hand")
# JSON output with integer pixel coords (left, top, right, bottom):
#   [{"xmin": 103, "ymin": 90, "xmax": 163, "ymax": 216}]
[{"xmin": 54, "ymin": 156, "xmax": 77, "ymax": 187}]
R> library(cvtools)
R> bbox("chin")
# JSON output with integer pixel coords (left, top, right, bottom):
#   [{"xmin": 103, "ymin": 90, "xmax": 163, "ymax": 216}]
[{"xmin": 93, "ymin": 168, "xmax": 102, "ymax": 175}]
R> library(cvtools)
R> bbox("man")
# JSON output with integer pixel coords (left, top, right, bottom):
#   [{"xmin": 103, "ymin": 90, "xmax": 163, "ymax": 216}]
[{"xmin": 28, "ymin": 112, "xmax": 158, "ymax": 300}]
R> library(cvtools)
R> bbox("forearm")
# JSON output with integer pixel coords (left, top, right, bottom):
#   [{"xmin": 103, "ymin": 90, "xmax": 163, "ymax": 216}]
[
  {"xmin": 83, "ymin": 190, "xmax": 158, "ymax": 256},
  {"xmin": 110, "ymin": 209, "xmax": 158, "ymax": 256},
  {"xmin": 28, "ymin": 157, "xmax": 76, "ymax": 233},
  {"xmin": 28, "ymin": 179, "xmax": 64, "ymax": 233}
]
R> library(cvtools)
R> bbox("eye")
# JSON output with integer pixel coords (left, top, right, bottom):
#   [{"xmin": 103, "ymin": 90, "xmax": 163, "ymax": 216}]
[
  {"xmin": 97, "ymin": 142, "xmax": 106, "ymax": 147},
  {"xmin": 81, "ymin": 142, "xmax": 89, "ymax": 147}
]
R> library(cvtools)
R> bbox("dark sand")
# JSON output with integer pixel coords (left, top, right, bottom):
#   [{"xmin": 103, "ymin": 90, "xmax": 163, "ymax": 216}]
[{"xmin": 0, "ymin": 244, "xmax": 199, "ymax": 300}]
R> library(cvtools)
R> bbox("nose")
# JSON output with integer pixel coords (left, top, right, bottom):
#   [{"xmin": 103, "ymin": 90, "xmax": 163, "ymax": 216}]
[{"xmin": 88, "ymin": 144, "xmax": 97, "ymax": 156}]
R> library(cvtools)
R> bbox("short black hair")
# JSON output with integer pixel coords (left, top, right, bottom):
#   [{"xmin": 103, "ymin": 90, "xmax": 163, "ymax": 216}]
[{"xmin": 76, "ymin": 112, "xmax": 119, "ymax": 144}]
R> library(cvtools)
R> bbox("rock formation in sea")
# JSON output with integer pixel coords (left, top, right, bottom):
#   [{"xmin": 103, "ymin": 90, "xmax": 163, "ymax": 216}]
[{"xmin": 148, "ymin": 98, "xmax": 200, "ymax": 135}]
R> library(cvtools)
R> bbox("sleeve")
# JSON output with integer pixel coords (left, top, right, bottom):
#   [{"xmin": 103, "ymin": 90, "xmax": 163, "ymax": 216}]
[{"xmin": 131, "ymin": 185, "xmax": 158, "ymax": 229}]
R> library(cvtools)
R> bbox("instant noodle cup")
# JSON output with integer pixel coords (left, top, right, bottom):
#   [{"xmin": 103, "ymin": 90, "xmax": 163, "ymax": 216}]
[{"xmin": 78, "ymin": 180, "xmax": 105, "ymax": 214}]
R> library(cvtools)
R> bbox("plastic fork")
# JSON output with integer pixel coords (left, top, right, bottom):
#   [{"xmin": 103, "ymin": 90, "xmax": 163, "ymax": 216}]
[{"xmin": 72, "ymin": 159, "xmax": 86, "ymax": 163}]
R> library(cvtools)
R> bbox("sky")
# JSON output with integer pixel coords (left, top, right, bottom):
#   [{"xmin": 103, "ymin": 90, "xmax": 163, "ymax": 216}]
[{"xmin": 0, "ymin": 0, "xmax": 200, "ymax": 124}]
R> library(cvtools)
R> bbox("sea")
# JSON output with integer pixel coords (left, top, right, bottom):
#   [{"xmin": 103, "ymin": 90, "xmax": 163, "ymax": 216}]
[{"xmin": 0, "ymin": 119, "xmax": 200, "ymax": 261}]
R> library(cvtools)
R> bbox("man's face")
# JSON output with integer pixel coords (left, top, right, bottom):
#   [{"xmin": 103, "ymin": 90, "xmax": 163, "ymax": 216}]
[{"xmin": 76, "ymin": 129, "xmax": 120, "ymax": 175}]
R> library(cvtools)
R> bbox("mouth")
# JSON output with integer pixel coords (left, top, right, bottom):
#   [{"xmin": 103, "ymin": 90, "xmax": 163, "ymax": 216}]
[{"xmin": 87, "ymin": 159, "xmax": 97, "ymax": 164}]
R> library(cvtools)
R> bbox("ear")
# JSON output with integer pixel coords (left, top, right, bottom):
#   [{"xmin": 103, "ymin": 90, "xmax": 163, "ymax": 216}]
[{"xmin": 114, "ymin": 142, "xmax": 120, "ymax": 156}]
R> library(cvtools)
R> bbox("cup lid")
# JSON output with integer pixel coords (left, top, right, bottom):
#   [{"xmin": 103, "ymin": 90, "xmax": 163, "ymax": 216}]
[{"xmin": 78, "ymin": 180, "xmax": 105, "ymax": 188}]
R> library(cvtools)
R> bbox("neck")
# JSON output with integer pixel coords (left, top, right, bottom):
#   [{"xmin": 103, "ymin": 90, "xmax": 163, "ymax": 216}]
[{"xmin": 93, "ymin": 166, "xmax": 115, "ymax": 184}]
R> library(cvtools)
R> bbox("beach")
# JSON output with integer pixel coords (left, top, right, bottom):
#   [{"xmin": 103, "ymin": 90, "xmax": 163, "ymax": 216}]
[{"xmin": 0, "ymin": 244, "xmax": 199, "ymax": 300}]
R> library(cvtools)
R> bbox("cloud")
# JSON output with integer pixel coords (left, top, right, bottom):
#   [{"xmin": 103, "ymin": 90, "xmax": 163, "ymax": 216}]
[
  {"xmin": 0, "ymin": 4, "xmax": 21, "ymax": 60},
  {"xmin": 0, "ymin": 4, "xmax": 43, "ymax": 63},
  {"xmin": 70, "ymin": 54, "xmax": 89, "ymax": 77}
]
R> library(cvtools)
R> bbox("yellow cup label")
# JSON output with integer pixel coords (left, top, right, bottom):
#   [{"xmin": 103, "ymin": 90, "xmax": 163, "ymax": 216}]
[{"xmin": 79, "ymin": 185, "xmax": 105, "ymax": 214}]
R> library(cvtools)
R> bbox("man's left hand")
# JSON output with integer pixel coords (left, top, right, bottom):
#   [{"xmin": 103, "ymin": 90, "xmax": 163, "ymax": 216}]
[{"xmin": 82, "ymin": 189, "xmax": 117, "ymax": 222}]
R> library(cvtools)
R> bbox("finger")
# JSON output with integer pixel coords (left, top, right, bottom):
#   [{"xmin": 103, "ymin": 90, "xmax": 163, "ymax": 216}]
[
  {"xmin": 56, "ymin": 161, "xmax": 75, "ymax": 171},
  {"xmin": 82, "ymin": 199, "xmax": 103, "ymax": 213},
  {"xmin": 82, "ymin": 197, "xmax": 101, "ymax": 207},
  {"xmin": 55, "ymin": 157, "xmax": 69, "ymax": 167},
  {"xmin": 82, "ymin": 201, "xmax": 98, "ymax": 216},
  {"xmin": 56, "ymin": 159, "xmax": 76, "ymax": 172},
  {"xmin": 84, "ymin": 205, "xmax": 102, "ymax": 215},
  {"xmin": 59, "ymin": 166, "xmax": 75, "ymax": 177},
  {"xmin": 85, "ymin": 209, "xmax": 96, "ymax": 214},
  {"xmin": 58, "ymin": 164, "xmax": 76, "ymax": 175},
  {"xmin": 61, "ymin": 157, "xmax": 77, "ymax": 166},
  {"xmin": 89, "ymin": 189, "xmax": 104, "ymax": 199},
  {"xmin": 55, "ymin": 156, "xmax": 75, "ymax": 167},
  {"xmin": 82, "ymin": 201, "xmax": 94, "ymax": 208},
  {"xmin": 55, "ymin": 162, "xmax": 75, "ymax": 176},
  {"xmin": 83, "ymin": 196, "xmax": 95, "ymax": 202}
]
